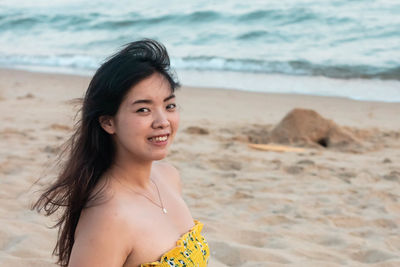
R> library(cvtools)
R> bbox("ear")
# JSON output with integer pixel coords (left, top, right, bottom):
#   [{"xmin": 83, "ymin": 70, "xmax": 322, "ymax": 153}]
[{"xmin": 98, "ymin": 115, "xmax": 115, "ymax": 134}]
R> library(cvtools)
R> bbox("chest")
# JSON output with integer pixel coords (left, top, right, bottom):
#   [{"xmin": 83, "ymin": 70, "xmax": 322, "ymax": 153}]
[{"xmin": 122, "ymin": 192, "xmax": 195, "ymax": 266}]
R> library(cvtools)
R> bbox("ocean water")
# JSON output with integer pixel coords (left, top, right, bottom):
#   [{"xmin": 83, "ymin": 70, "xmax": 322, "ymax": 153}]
[{"xmin": 0, "ymin": 0, "xmax": 399, "ymax": 102}]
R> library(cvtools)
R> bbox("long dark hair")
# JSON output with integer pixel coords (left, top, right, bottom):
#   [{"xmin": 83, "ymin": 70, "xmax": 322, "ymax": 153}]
[{"xmin": 32, "ymin": 39, "xmax": 180, "ymax": 266}]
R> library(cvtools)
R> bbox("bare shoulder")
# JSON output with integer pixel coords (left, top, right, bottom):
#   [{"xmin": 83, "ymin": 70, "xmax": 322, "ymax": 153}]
[
  {"xmin": 69, "ymin": 199, "xmax": 132, "ymax": 266},
  {"xmin": 154, "ymin": 161, "xmax": 182, "ymax": 195}
]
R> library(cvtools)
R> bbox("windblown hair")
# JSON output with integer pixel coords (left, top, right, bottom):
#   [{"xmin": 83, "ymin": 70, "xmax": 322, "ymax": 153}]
[{"xmin": 32, "ymin": 39, "xmax": 180, "ymax": 266}]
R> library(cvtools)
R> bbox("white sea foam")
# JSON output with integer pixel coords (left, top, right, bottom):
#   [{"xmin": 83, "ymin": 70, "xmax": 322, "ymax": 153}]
[
  {"xmin": 179, "ymin": 70, "xmax": 400, "ymax": 103},
  {"xmin": 0, "ymin": 0, "xmax": 399, "ymax": 101}
]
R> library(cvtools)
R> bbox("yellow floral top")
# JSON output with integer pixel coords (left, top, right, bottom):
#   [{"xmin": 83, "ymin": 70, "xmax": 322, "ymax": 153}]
[{"xmin": 141, "ymin": 220, "xmax": 209, "ymax": 267}]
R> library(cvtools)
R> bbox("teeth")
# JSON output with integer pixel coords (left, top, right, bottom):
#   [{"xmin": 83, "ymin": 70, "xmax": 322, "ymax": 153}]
[{"xmin": 151, "ymin": 135, "xmax": 168, "ymax": 142}]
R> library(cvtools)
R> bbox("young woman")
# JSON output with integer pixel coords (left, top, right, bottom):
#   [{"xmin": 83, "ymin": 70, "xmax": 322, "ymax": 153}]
[{"xmin": 34, "ymin": 39, "xmax": 209, "ymax": 267}]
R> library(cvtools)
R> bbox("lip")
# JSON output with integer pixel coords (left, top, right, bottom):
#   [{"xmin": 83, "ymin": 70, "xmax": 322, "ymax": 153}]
[{"xmin": 147, "ymin": 133, "xmax": 170, "ymax": 146}]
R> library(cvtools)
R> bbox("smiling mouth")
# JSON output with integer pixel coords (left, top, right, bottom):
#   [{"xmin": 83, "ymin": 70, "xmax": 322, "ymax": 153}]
[{"xmin": 148, "ymin": 134, "xmax": 169, "ymax": 143}]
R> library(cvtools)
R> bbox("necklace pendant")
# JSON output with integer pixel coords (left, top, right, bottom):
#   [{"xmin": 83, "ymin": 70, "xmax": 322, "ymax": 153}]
[{"xmin": 162, "ymin": 208, "xmax": 168, "ymax": 214}]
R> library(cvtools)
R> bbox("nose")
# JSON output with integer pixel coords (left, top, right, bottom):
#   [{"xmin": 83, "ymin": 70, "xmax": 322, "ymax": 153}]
[{"xmin": 151, "ymin": 109, "xmax": 170, "ymax": 129}]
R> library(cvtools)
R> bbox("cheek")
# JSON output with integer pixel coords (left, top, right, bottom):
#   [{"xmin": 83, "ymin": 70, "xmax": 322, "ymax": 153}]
[
  {"xmin": 170, "ymin": 112, "xmax": 180, "ymax": 131},
  {"xmin": 116, "ymin": 115, "xmax": 150, "ymax": 139}
]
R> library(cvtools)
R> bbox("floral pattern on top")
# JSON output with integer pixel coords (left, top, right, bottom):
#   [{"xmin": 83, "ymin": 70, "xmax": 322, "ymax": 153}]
[{"xmin": 141, "ymin": 220, "xmax": 209, "ymax": 267}]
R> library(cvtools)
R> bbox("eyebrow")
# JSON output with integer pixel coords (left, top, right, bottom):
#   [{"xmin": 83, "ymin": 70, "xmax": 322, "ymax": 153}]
[{"xmin": 131, "ymin": 94, "xmax": 175, "ymax": 105}]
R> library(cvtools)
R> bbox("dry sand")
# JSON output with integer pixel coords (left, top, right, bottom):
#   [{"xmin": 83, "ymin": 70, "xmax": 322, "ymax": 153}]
[{"xmin": 0, "ymin": 68, "xmax": 400, "ymax": 266}]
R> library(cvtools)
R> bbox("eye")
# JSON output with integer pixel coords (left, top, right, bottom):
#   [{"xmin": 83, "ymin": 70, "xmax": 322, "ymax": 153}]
[
  {"xmin": 136, "ymin": 107, "xmax": 150, "ymax": 113},
  {"xmin": 166, "ymin": 103, "xmax": 176, "ymax": 110}
]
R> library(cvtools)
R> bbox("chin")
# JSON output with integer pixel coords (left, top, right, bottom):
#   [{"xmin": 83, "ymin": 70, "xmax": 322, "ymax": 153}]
[
  {"xmin": 152, "ymin": 155, "xmax": 167, "ymax": 161},
  {"xmin": 151, "ymin": 151, "xmax": 169, "ymax": 161}
]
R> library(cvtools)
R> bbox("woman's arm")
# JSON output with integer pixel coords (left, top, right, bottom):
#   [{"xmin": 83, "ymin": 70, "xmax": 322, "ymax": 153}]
[{"xmin": 68, "ymin": 204, "xmax": 132, "ymax": 267}]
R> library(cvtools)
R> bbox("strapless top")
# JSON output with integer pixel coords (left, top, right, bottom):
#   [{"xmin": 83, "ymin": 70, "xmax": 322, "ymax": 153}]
[{"xmin": 140, "ymin": 220, "xmax": 209, "ymax": 266}]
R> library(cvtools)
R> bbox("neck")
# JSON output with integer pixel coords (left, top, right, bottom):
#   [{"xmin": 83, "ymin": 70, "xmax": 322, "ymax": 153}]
[{"xmin": 108, "ymin": 153, "xmax": 154, "ymax": 191}]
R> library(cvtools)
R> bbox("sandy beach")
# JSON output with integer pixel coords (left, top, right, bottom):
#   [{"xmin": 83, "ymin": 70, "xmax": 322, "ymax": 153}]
[{"xmin": 1, "ymin": 68, "xmax": 400, "ymax": 266}]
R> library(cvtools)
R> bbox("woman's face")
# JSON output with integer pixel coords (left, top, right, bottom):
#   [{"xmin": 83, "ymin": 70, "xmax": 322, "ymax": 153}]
[{"xmin": 105, "ymin": 72, "xmax": 179, "ymax": 162}]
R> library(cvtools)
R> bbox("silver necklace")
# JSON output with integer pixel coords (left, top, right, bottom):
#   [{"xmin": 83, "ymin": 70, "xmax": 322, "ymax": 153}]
[
  {"xmin": 150, "ymin": 179, "xmax": 168, "ymax": 214},
  {"xmin": 112, "ymin": 173, "xmax": 168, "ymax": 214},
  {"xmin": 127, "ymin": 179, "xmax": 167, "ymax": 214}
]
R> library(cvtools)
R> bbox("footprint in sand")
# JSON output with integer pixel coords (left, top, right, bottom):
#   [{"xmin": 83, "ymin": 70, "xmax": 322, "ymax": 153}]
[
  {"xmin": 184, "ymin": 126, "xmax": 209, "ymax": 135},
  {"xmin": 296, "ymin": 159, "xmax": 315, "ymax": 165},
  {"xmin": 231, "ymin": 230, "xmax": 267, "ymax": 248},
  {"xmin": 256, "ymin": 215, "xmax": 294, "ymax": 226},
  {"xmin": 0, "ymin": 128, "xmax": 27, "ymax": 138},
  {"xmin": 383, "ymin": 158, "xmax": 392, "ymax": 163},
  {"xmin": 351, "ymin": 249, "xmax": 398, "ymax": 264},
  {"xmin": 316, "ymin": 235, "xmax": 346, "ymax": 247},
  {"xmin": 369, "ymin": 218, "xmax": 398, "ymax": 229},
  {"xmin": 233, "ymin": 190, "xmax": 254, "ymax": 199},
  {"xmin": 211, "ymin": 158, "xmax": 242, "ymax": 171},
  {"xmin": 49, "ymin": 123, "xmax": 71, "ymax": 131},
  {"xmin": 284, "ymin": 165, "xmax": 303, "ymax": 175},
  {"xmin": 329, "ymin": 216, "xmax": 365, "ymax": 228},
  {"xmin": 336, "ymin": 171, "xmax": 357, "ymax": 183},
  {"xmin": 229, "ymin": 230, "xmax": 287, "ymax": 250},
  {"xmin": 209, "ymin": 241, "xmax": 242, "ymax": 266},
  {"xmin": 42, "ymin": 145, "xmax": 60, "ymax": 154},
  {"xmin": 383, "ymin": 171, "xmax": 400, "ymax": 182},
  {"xmin": 209, "ymin": 241, "xmax": 291, "ymax": 266},
  {"xmin": 16, "ymin": 93, "xmax": 35, "ymax": 100},
  {"xmin": 293, "ymin": 248, "xmax": 345, "ymax": 264}
]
